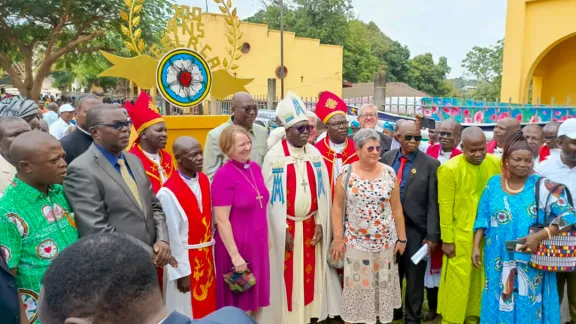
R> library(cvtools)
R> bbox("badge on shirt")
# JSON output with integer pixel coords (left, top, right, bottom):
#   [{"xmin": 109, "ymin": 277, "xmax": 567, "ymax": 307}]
[{"xmin": 411, "ymin": 168, "xmax": 417, "ymax": 174}]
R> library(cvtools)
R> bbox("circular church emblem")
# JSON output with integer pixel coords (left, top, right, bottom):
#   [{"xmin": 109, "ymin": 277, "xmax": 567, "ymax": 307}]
[
  {"xmin": 6, "ymin": 212, "xmax": 29, "ymax": 238},
  {"xmin": 20, "ymin": 288, "xmax": 39, "ymax": 323},
  {"xmin": 36, "ymin": 239, "xmax": 58, "ymax": 260},
  {"xmin": 156, "ymin": 48, "xmax": 212, "ymax": 108}
]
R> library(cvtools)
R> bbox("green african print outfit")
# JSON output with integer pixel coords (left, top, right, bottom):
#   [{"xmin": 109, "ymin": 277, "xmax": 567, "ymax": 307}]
[{"xmin": 0, "ymin": 178, "xmax": 78, "ymax": 324}]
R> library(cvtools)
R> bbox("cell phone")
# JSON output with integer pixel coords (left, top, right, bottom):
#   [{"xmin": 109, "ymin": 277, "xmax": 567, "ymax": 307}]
[
  {"xmin": 420, "ymin": 117, "xmax": 436, "ymax": 130},
  {"xmin": 505, "ymin": 238, "xmax": 526, "ymax": 252}
]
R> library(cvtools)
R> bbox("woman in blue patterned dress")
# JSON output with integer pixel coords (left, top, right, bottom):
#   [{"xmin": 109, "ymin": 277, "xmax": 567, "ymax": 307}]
[{"xmin": 472, "ymin": 131, "xmax": 576, "ymax": 324}]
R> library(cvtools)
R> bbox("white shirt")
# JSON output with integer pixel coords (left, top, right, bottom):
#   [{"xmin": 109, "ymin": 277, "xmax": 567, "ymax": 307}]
[
  {"xmin": 180, "ymin": 173, "xmax": 203, "ymax": 212},
  {"xmin": 49, "ymin": 118, "xmax": 72, "ymax": 140},
  {"xmin": 330, "ymin": 140, "xmax": 345, "ymax": 184},
  {"xmin": 391, "ymin": 138, "xmax": 401, "ymax": 150},
  {"xmin": 438, "ymin": 149, "xmax": 453, "ymax": 164},
  {"xmin": 143, "ymin": 151, "xmax": 168, "ymax": 183},
  {"xmin": 535, "ymin": 153, "xmax": 576, "ymax": 204},
  {"xmin": 493, "ymin": 146, "xmax": 503, "ymax": 158},
  {"xmin": 0, "ymin": 154, "xmax": 16, "ymax": 198}
]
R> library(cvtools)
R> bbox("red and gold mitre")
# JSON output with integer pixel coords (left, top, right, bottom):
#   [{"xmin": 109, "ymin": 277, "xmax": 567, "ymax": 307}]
[
  {"xmin": 315, "ymin": 91, "xmax": 347, "ymax": 124},
  {"xmin": 126, "ymin": 91, "xmax": 164, "ymax": 135}
]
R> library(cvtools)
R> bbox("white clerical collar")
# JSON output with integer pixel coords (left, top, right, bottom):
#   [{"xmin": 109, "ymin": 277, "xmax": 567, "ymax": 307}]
[
  {"xmin": 287, "ymin": 141, "xmax": 306, "ymax": 155},
  {"xmin": 77, "ymin": 126, "xmax": 90, "ymax": 136},
  {"xmin": 329, "ymin": 140, "xmax": 345, "ymax": 152},
  {"xmin": 439, "ymin": 149, "xmax": 452, "ymax": 157}
]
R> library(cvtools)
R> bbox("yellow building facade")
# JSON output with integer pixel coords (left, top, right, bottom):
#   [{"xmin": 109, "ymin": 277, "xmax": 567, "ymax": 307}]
[
  {"xmin": 169, "ymin": 12, "xmax": 344, "ymax": 99},
  {"xmin": 501, "ymin": 0, "xmax": 576, "ymax": 105}
]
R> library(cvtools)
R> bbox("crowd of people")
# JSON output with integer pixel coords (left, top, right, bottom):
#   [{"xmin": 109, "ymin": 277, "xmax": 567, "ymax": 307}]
[{"xmin": 0, "ymin": 89, "xmax": 574, "ymax": 324}]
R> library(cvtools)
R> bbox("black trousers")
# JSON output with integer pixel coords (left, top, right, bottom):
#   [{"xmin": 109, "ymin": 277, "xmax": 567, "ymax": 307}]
[
  {"xmin": 396, "ymin": 225, "xmax": 427, "ymax": 324},
  {"xmin": 426, "ymin": 287, "xmax": 438, "ymax": 313}
]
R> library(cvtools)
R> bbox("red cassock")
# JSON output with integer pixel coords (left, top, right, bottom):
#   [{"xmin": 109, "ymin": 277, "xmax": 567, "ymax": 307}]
[
  {"xmin": 539, "ymin": 145, "xmax": 550, "ymax": 162},
  {"xmin": 486, "ymin": 140, "xmax": 497, "ymax": 154},
  {"xmin": 425, "ymin": 144, "xmax": 462, "ymax": 275},
  {"xmin": 129, "ymin": 144, "xmax": 175, "ymax": 193},
  {"xmin": 163, "ymin": 172, "xmax": 216, "ymax": 318},
  {"xmin": 426, "ymin": 144, "xmax": 462, "ymax": 160},
  {"xmin": 314, "ymin": 136, "xmax": 359, "ymax": 198}
]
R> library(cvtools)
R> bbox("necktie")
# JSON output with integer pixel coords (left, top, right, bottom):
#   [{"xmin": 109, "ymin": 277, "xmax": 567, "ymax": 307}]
[
  {"xmin": 117, "ymin": 159, "xmax": 142, "ymax": 209},
  {"xmin": 396, "ymin": 157, "xmax": 409, "ymax": 185}
]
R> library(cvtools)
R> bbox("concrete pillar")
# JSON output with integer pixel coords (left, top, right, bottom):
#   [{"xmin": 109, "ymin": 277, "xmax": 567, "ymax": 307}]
[
  {"xmin": 373, "ymin": 71, "xmax": 387, "ymax": 111},
  {"xmin": 267, "ymin": 78, "xmax": 277, "ymax": 110}
]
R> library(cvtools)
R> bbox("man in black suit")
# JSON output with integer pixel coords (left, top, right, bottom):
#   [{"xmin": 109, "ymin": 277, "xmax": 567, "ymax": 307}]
[
  {"xmin": 349, "ymin": 104, "xmax": 392, "ymax": 161},
  {"xmin": 60, "ymin": 93, "xmax": 101, "ymax": 164},
  {"xmin": 0, "ymin": 252, "xmax": 23, "ymax": 324},
  {"xmin": 382, "ymin": 120, "xmax": 440, "ymax": 324}
]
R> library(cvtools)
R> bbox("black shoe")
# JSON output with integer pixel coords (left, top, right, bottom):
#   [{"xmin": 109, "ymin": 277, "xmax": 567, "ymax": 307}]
[
  {"xmin": 393, "ymin": 308, "xmax": 403, "ymax": 321},
  {"xmin": 422, "ymin": 311, "xmax": 438, "ymax": 322}
]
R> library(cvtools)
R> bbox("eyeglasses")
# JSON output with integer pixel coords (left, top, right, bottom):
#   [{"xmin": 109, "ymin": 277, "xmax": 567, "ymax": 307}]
[
  {"xmin": 438, "ymin": 132, "xmax": 453, "ymax": 137},
  {"xmin": 360, "ymin": 113, "xmax": 377, "ymax": 119},
  {"xmin": 93, "ymin": 120, "xmax": 132, "ymax": 130},
  {"xmin": 240, "ymin": 106, "xmax": 258, "ymax": 113},
  {"xmin": 366, "ymin": 146, "xmax": 381, "ymax": 153},
  {"xmin": 404, "ymin": 135, "xmax": 422, "ymax": 142},
  {"xmin": 326, "ymin": 121, "xmax": 348, "ymax": 128},
  {"xmin": 544, "ymin": 136, "xmax": 557, "ymax": 141},
  {"xmin": 294, "ymin": 125, "xmax": 312, "ymax": 134}
]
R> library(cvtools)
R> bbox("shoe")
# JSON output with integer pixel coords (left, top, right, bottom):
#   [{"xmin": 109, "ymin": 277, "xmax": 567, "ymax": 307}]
[
  {"xmin": 393, "ymin": 308, "xmax": 403, "ymax": 321},
  {"xmin": 422, "ymin": 311, "xmax": 438, "ymax": 322}
]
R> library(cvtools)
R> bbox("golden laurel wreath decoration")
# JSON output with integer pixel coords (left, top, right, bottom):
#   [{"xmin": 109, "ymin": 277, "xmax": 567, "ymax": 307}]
[
  {"xmin": 215, "ymin": 0, "xmax": 242, "ymax": 72},
  {"xmin": 120, "ymin": 0, "xmax": 146, "ymax": 55}
]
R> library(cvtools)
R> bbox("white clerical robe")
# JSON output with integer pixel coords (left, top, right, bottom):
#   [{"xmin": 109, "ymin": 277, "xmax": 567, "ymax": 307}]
[
  {"xmin": 157, "ymin": 174, "xmax": 203, "ymax": 318},
  {"xmin": 329, "ymin": 140, "xmax": 344, "ymax": 185},
  {"xmin": 258, "ymin": 140, "xmax": 341, "ymax": 324},
  {"xmin": 144, "ymin": 151, "xmax": 169, "ymax": 183}
]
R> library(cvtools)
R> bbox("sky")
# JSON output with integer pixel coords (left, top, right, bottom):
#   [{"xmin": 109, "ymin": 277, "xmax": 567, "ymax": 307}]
[{"xmin": 180, "ymin": 0, "xmax": 508, "ymax": 78}]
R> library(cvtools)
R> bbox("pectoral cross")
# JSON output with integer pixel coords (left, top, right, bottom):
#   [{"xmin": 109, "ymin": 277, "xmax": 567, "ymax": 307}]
[
  {"xmin": 300, "ymin": 179, "xmax": 309, "ymax": 193},
  {"xmin": 256, "ymin": 193, "xmax": 264, "ymax": 208}
]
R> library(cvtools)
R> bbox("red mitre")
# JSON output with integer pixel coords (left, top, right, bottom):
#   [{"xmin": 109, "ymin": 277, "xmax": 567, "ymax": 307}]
[
  {"xmin": 315, "ymin": 91, "xmax": 347, "ymax": 124},
  {"xmin": 125, "ymin": 91, "xmax": 164, "ymax": 135}
]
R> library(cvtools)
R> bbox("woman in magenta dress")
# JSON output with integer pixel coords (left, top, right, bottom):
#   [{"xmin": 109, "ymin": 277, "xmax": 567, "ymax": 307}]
[{"xmin": 212, "ymin": 125, "xmax": 270, "ymax": 314}]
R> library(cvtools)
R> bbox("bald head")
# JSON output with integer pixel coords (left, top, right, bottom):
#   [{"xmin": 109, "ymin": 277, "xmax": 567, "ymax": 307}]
[
  {"xmin": 461, "ymin": 127, "xmax": 487, "ymax": 165},
  {"xmin": 0, "ymin": 117, "xmax": 32, "ymax": 162},
  {"xmin": 85, "ymin": 104, "xmax": 120, "ymax": 129},
  {"xmin": 543, "ymin": 121, "xmax": 561, "ymax": 149},
  {"xmin": 173, "ymin": 136, "xmax": 203, "ymax": 174},
  {"xmin": 494, "ymin": 117, "xmax": 521, "ymax": 147},
  {"xmin": 398, "ymin": 120, "xmax": 418, "ymax": 133},
  {"xmin": 10, "ymin": 131, "xmax": 60, "ymax": 165},
  {"xmin": 47, "ymin": 102, "xmax": 59, "ymax": 113},
  {"xmin": 231, "ymin": 92, "xmax": 257, "ymax": 129},
  {"xmin": 395, "ymin": 119, "xmax": 406, "ymax": 132}
]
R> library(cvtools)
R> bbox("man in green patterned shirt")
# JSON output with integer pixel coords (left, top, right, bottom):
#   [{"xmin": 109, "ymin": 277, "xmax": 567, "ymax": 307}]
[{"xmin": 0, "ymin": 131, "xmax": 78, "ymax": 324}]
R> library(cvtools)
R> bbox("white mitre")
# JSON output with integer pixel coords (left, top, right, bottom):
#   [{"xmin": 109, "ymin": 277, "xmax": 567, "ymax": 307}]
[{"xmin": 276, "ymin": 91, "xmax": 308, "ymax": 129}]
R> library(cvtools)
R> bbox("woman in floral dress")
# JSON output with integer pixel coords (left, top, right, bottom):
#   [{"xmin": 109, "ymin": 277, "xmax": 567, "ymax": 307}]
[
  {"xmin": 330, "ymin": 129, "xmax": 407, "ymax": 324},
  {"xmin": 472, "ymin": 131, "xmax": 576, "ymax": 324}
]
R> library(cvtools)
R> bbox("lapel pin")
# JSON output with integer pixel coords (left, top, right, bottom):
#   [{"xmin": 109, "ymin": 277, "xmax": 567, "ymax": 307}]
[{"xmin": 411, "ymin": 168, "xmax": 417, "ymax": 174}]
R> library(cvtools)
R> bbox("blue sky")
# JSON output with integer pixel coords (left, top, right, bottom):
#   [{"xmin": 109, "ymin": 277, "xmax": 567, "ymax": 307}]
[{"xmin": 181, "ymin": 0, "xmax": 507, "ymax": 77}]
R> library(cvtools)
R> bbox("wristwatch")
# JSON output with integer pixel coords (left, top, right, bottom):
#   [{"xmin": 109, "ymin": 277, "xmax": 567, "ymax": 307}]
[{"xmin": 397, "ymin": 239, "xmax": 407, "ymax": 243}]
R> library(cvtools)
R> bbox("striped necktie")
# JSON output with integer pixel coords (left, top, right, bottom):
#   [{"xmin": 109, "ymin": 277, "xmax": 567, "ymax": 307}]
[{"xmin": 117, "ymin": 159, "xmax": 142, "ymax": 209}]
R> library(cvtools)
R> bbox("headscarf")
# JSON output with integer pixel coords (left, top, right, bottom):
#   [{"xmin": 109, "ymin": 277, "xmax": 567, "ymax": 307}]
[
  {"xmin": 0, "ymin": 96, "xmax": 39, "ymax": 120},
  {"xmin": 383, "ymin": 121, "xmax": 394, "ymax": 132}
]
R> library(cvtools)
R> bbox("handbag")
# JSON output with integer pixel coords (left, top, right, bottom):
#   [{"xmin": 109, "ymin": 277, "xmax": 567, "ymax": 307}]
[
  {"xmin": 529, "ymin": 177, "xmax": 576, "ymax": 272},
  {"xmin": 223, "ymin": 263, "xmax": 256, "ymax": 294},
  {"xmin": 327, "ymin": 165, "xmax": 353, "ymax": 269}
]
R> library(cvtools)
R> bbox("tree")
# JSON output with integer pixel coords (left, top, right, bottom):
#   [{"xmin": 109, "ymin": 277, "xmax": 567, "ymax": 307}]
[
  {"xmin": 461, "ymin": 39, "xmax": 504, "ymax": 101},
  {"xmin": 408, "ymin": 53, "xmax": 451, "ymax": 97},
  {"xmin": 0, "ymin": 0, "xmax": 171, "ymax": 100},
  {"xmin": 364, "ymin": 22, "xmax": 411, "ymax": 83},
  {"xmin": 342, "ymin": 20, "xmax": 379, "ymax": 82}
]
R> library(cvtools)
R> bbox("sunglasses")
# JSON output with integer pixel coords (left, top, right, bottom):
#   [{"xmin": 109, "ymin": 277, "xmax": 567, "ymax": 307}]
[
  {"xmin": 93, "ymin": 120, "xmax": 132, "ymax": 130},
  {"xmin": 404, "ymin": 135, "xmax": 422, "ymax": 142},
  {"xmin": 438, "ymin": 132, "xmax": 453, "ymax": 137},
  {"xmin": 294, "ymin": 125, "xmax": 313, "ymax": 134},
  {"xmin": 366, "ymin": 146, "xmax": 381, "ymax": 153}
]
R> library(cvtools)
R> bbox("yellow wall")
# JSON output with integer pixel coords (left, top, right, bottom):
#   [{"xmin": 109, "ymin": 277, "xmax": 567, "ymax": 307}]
[
  {"xmin": 164, "ymin": 115, "xmax": 229, "ymax": 156},
  {"xmin": 501, "ymin": 0, "xmax": 576, "ymax": 104},
  {"xmin": 170, "ymin": 13, "xmax": 344, "ymax": 98}
]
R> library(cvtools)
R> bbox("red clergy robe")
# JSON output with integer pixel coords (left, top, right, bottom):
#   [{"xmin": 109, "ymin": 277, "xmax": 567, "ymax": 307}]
[
  {"xmin": 314, "ymin": 136, "xmax": 358, "ymax": 198},
  {"xmin": 426, "ymin": 144, "xmax": 462, "ymax": 160},
  {"xmin": 163, "ymin": 172, "xmax": 216, "ymax": 318},
  {"xmin": 486, "ymin": 140, "xmax": 498, "ymax": 154},
  {"xmin": 129, "ymin": 144, "xmax": 175, "ymax": 193}
]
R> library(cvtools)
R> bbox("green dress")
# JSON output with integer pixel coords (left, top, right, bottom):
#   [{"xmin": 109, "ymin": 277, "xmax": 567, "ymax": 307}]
[
  {"xmin": 437, "ymin": 154, "xmax": 501, "ymax": 324},
  {"xmin": 0, "ymin": 178, "xmax": 78, "ymax": 324}
]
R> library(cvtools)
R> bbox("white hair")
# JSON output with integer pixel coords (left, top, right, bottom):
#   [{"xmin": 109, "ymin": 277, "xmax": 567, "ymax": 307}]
[
  {"xmin": 353, "ymin": 128, "xmax": 381, "ymax": 149},
  {"xmin": 358, "ymin": 104, "xmax": 377, "ymax": 117},
  {"xmin": 306, "ymin": 110, "xmax": 318, "ymax": 122}
]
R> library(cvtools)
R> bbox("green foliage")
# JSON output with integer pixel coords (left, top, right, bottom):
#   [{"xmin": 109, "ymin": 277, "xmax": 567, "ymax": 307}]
[
  {"xmin": 461, "ymin": 39, "xmax": 504, "ymax": 101},
  {"xmin": 342, "ymin": 20, "xmax": 379, "ymax": 82},
  {"xmin": 0, "ymin": 0, "xmax": 171, "ymax": 99},
  {"xmin": 408, "ymin": 53, "xmax": 452, "ymax": 97}
]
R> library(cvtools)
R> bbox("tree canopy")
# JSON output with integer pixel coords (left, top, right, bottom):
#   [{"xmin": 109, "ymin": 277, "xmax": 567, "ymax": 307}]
[
  {"xmin": 0, "ymin": 0, "xmax": 171, "ymax": 100},
  {"xmin": 246, "ymin": 0, "xmax": 451, "ymax": 96},
  {"xmin": 461, "ymin": 39, "xmax": 504, "ymax": 101}
]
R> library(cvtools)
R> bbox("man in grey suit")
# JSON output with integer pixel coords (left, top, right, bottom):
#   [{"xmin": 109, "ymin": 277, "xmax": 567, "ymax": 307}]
[
  {"xmin": 382, "ymin": 120, "xmax": 440, "ymax": 324},
  {"xmin": 63, "ymin": 104, "xmax": 173, "ymax": 267}
]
